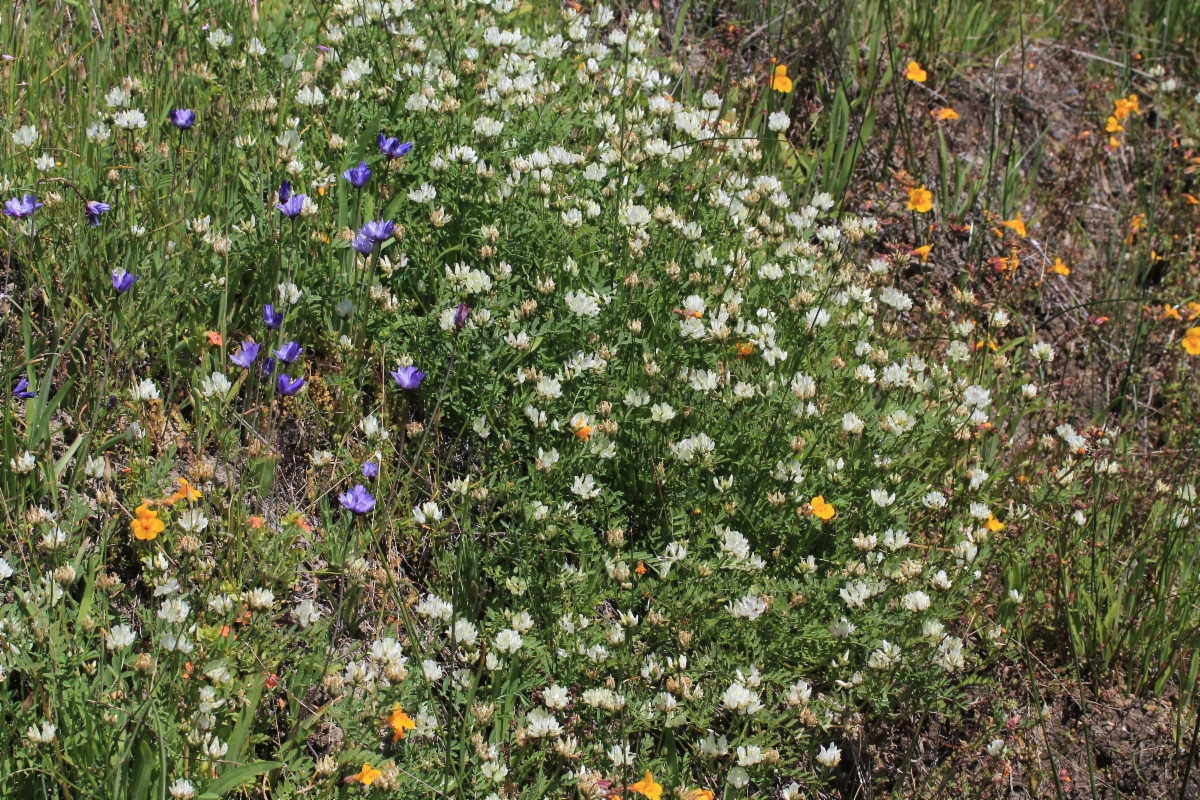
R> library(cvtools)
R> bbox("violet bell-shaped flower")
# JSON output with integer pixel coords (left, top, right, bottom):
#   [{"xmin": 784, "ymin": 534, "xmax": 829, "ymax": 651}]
[
  {"xmin": 229, "ymin": 341, "xmax": 261, "ymax": 368},
  {"xmin": 342, "ymin": 161, "xmax": 371, "ymax": 187},
  {"xmin": 339, "ymin": 484, "xmax": 376, "ymax": 514},
  {"xmin": 273, "ymin": 341, "xmax": 303, "ymax": 363},
  {"xmin": 262, "ymin": 304, "xmax": 283, "ymax": 329},
  {"xmin": 377, "ymin": 134, "xmax": 413, "ymax": 159},
  {"xmin": 170, "ymin": 109, "xmax": 196, "ymax": 129},
  {"xmin": 390, "ymin": 365, "xmax": 426, "ymax": 390},
  {"xmin": 276, "ymin": 373, "xmax": 305, "ymax": 396},
  {"xmin": 111, "ymin": 269, "xmax": 138, "ymax": 293}
]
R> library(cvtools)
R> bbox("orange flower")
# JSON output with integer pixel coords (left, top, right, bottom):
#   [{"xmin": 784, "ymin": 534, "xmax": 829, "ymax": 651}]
[
  {"xmin": 1112, "ymin": 94, "xmax": 1139, "ymax": 120},
  {"xmin": 810, "ymin": 496, "xmax": 836, "ymax": 521},
  {"xmin": 1185, "ymin": 194, "xmax": 1199, "ymax": 205},
  {"xmin": 911, "ymin": 244, "xmax": 933, "ymax": 262},
  {"xmin": 688, "ymin": 791, "xmax": 716, "ymax": 800},
  {"xmin": 1051, "ymin": 257, "xmax": 1070, "ymax": 276},
  {"xmin": 635, "ymin": 561, "xmax": 647, "ymax": 576},
  {"xmin": 165, "ymin": 477, "xmax": 202, "ymax": 505},
  {"xmin": 1183, "ymin": 327, "xmax": 1200, "ymax": 355},
  {"xmin": 770, "ymin": 64, "xmax": 793, "ymax": 93},
  {"xmin": 1187, "ymin": 302, "xmax": 1200, "ymax": 319},
  {"xmin": 907, "ymin": 186, "xmax": 932, "ymax": 213},
  {"xmin": 629, "ymin": 770, "xmax": 663, "ymax": 800},
  {"xmin": 384, "ymin": 703, "xmax": 416, "ymax": 742},
  {"xmin": 904, "ymin": 60, "xmax": 927, "ymax": 82},
  {"xmin": 1105, "ymin": 116, "xmax": 1123, "ymax": 133},
  {"xmin": 933, "ymin": 107, "xmax": 959, "ymax": 121},
  {"xmin": 1164, "ymin": 304, "xmax": 1182, "ymax": 320},
  {"xmin": 999, "ymin": 213, "xmax": 1027, "ymax": 237},
  {"xmin": 574, "ymin": 423, "xmax": 591, "ymax": 441},
  {"xmin": 130, "ymin": 503, "xmax": 165, "ymax": 541},
  {"xmin": 736, "ymin": 342, "xmax": 754, "ymax": 359},
  {"xmin": 348, "ymin": 763, "xmax": 382, "ymax": 786},
  {"xmin": 206, "ymin": 331, "xmax": 223, "ymax": 346},
  {"xmin": 984, "ymin": 514, "xmax": 1005, "ymax": 533},
  {"xmin": 248, "ymin": 515, "xmax": 264, "ymax": 529}
]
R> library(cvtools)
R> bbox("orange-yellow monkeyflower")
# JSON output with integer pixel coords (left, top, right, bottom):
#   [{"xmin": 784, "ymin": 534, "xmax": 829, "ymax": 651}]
[
  {"xmin": 1051, "ymin": 258, "xmax": 1070, "ymax": 276},
  {"xmin": 1183, "ymin": 327, "xmax": 1200, "ymax": 355},
  {"xmin": 688, "ymin": 791, "xmax": 716, "ymax": 800},
  {"xmin": 629, "ymin": 771, "xmax": 663, "ymax": 800},
  {"xmin": 384, "ymin": 703, "xmax": 416, "ymax": 742},
  {"xmin": 933, "ymin": 107, "xmax": 959, "ymax": 121},
  {"xmin": 165, "ymin": 477, "xmax": 203, "ymax": 505},
  {"xmin": 911, "ymin": 244, "xmax": 933, "ymax": 263},
  {"xmin": 348, "ymin": 763, "xmax": 382, "ymax": 786},
  {"xmin": 1000, "ymin": 213, "xmax": 1027, "ymax": 238},
  {"xmin": 131, "ymin": 503, "xmax": 165, "ymax": 541},
  {"xmin": 770, "ymin": 64, "xmax": 793, "ymax": 93},
  {"xmin": 810, "ymin": 496, "xmax": 836, "ymax": 521},
  {"xmin": 984, "ymin": 514, "xmax": 1005, "ymax": 533},
  {"xmin": 907, "ymin": 186, "xmax": 933, "ymax": 213},
  {"xmin": 904, "ymin": 60, "xmax": 927, "ymax": 82}
]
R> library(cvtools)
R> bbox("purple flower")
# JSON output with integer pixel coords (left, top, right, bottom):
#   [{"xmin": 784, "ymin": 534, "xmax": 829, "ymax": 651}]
[
  {"xmin": 170, "ymin": 109, "xmax": 196, "ymax": 129},
  {"xmin": 263, "ymin": 304, "xmax": 283, "ymax": 329},
  {"xmin": 3, "ymin": 194, "xmax": 42, "ymax": 219},
  {"xmin": 352, "ymin": 233, "xmax": 375, "ymax": 255},
  {"xmin": 378, "ymin": 134, "xmax": 413, "ymax": 159},
  {"xmin": 273, "ymin": 341, "xmax": 303, "ymax": 363},
  {"xmin": 343, "ymin": 161, "xmax": 371, "ymax": 188},
  {"xmin": 276, "ymin": 373, "xmax": 305, "ymax": 396},
  {"xmin": 362, "ymin": 219, "xmax": 394, "ymax": 242},
  {"xmin": 277, "ymin": 194, "xmax": 305, "ymax": 219},
  {"xmin": 278, "ymin": 180, "xmax": 292, "ymax": 203},
  {"xmin": 390, "ymin": 365, "xmax": 426, "ymax": 391},
  {"xmin": 12, "ymin": 377, "xmax": 35, "ymax": 399},
  {"xmin": 262, "ymin": 357, "xmax": 276, "ymax": 376},
  {"xmin": 362, "ymin": 461, "xmax": 379, "ymax": 479},
  {"xmin": 454, "ymin": 302, "xmax": 470, "ymax": 330},
  {"xmin": 338, "ymin": 483, "xmax": 376, "ymax": 514},
  {"xmin": 230, "ymin": 340, "xmax": 261, "ymax": 368},
  {"xmin": 85, "ymin": 200, "xmax": 111, "ymax": 226},
  {"xmin": 111, "ymin": 269, "xmax": 138, "ymax": 293}
]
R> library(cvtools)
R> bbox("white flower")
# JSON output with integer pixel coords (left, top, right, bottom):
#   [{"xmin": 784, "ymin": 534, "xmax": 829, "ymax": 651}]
[
  {"xmin": 1056, "ymin": 423, "xmax": 1086, "ymax": 450},
  {"xmin": 767, "ymin": 111, "xmax": 790, "ymax": 131},
  {"xmin": 1030, "ymin": 341, "xmax": 1056, "ymax": 362},
  {"xmin": 782, "ymin": 782, "xmax": 803, "ymax": 800},
  {"xmin": 841, "ymin": 412, "xmax": 864, "ymax": 434},
  {"xmin": 473, "ymin": 116, "xmax": 505, "ymax": 137},
  {"xmin": 34, "ymin": 153, "xmax": 55, "ymax": 172},
  {"xmin": 935, "ymin": 635, "xmax": 966, "ymax": 671},
  {"xmin": 721, "ymin": 681, "xmax": 761, "ymax": 715},
  {"xmin": 986, "ymin": 739, "xmax": 1006, "ymax": 757},
  {"xmin": 157, "ymin": 599, "xmax": 190, "ymax": 625},
  {"xmin": 131, "ymin": 378, "xmax": 160, "ymax": 402},
  {"xmin": 1072, "ymin": 510, "xmax": 1087, "ymax": 526},
  {"xmin": 416, "ymin": 594, "xmax": 453, "ymax": 622},
  {"xmin": 247, "ymin": 37, "xmax": 267, "ymax": 56},
  {"xmin": 422, "ymin": 659, "xmax": 445, "ymax": 681},
  {"xmin": 902, "ymin": 591, "xmax": 931, "ymax": 612},
  {"xmin": 114, "ymin": 109, "xmax": 148, "ymax": 130},
  {"xmin": 816, "ymin": 743, "xmax": 842, "ymax": 767},
  {"xmin": 870, "ymin": 488, "xmax": 896, "ymax": 507},
  {"xmin": 106, "ymin": 624, "xmax": 136, "ymax": 650},
  {"xmin": 26, "ymin": 721, "xmax": 56, "ymax": 745},
  {"xmin": 650, "ymin": 402, "xmax": 676, "ymax": 422},
  {"xmin": 207, "ymin": 28, "xmax": 233, "ymax": 48},
  {"xmin": 0, "ymin": 556, "xmax": 12, "ymax": 581},
  {"xmin": 963, "ymin": 385, "xmax": 992, "ymax": 408},
  {"xmin": 571, "ymin": 473, "xmax": 600, "ymax": 499},
  {"xmin": 295, "ymin": 599, "xmax": 321, "ymax": 628},
  {"xmin": 413, "ymin": 501, "xmax": 443, "ymax": 524},
  {"xmin": 535, "ymin": 376, "xmax": 562, "ymax": 400},
  {"xmin": 535, "ymin": 447, "xmax": 559, "ymax": 471},
  {"xmin": 408, "ymin": 182, "xmax": 437, "ymax": 203},
  {"xmin": 10, "ymin": 451, "xmax": 36, "ymax": 474},
  {"xmin": 295, "ymin": 85, "xmax": 325, "ymax": 106},
  {"xmin": 87, "ymin": 121, "xmax": 111, "ymax": 143},
  {"xmin": 879, "ymin": 286, "xmax": 913, "ymax": 311},
  {"xmin": 922, "ymin": 491, "xmax": 947, "ymax": 509},
  {"xmin": 727, "ymin": 594, "xmax": 768, "ymax": 621},
  {"xmin": 494, "ymin": 628, "xmax": 523, "ymax": 654},
  {"xmin": 200, "ymin": 371, "xmax": 231, "ymax": 399},
  {"xmin": 12, "ymin": 125, "xmax": 39, "ymax": 148},
  {"xmin": 565, "ymin": 289, "xmax": 601, "ymax": 317},
  {"xmin": 247, "ymin": 588, "xmax": 275, "ymax": 610},
  {"xmin": 543, "ymin": 683, "xmax": 570, "ymax": 710},
  {"xmin": 931, "ymin": 570, "xmax": 953, "ymax": 591},
  {"xmin": 727, "ymin": 767, "xmax": 751, "ymax": 789},
  {"xmin": 169, "ymin": 778, "xmax": 196, "ymax": 800},
  {"xmin": 1021, "ymin": 383, "xmax": 1039, "ymax": 398}
]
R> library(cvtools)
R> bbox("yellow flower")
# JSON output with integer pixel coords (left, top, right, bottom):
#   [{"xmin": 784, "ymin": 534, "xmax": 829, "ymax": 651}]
[
  {"xmin": 130, "ymin": 503, "xmax": 165, "ymax": 541},
  {"xmin": 911, "ymin": 244, "xmax": 933, "ymax": 262},
  {"xmin": 384, "ymin": 703, "xmax": 416, "ymax": 742},
  {"xmin": 1000, "ymin": 213, "xmax": 1027, "ymax": 238},
  {"xmin": 904, "ymin": 60, "xmax": 927, "ymax": 82},
  {"xmin": 933, "ymin": 107, "xmax": 959, "ymax": 121},
  {"xmin": 810, "ymin": 496, "xmax": 836, "ymax": 521},
  {"xmin": 1113, "ymin": 94, "xmax": 1139, "ymax": 120},
  {"xmin": 1106, "ymin": 115, "xmax": 1123, "ymax": 133},
  {"xmin": 350, "ymin": 763, "xmax": 382, "ymax": 786},
  {"xmin": 770, "ymin": 64, "xmax": 793, "ymax": 93},
  {"xmin": 1051, "ymin": 257, "xmax": 1070, "ymax": 276},
  {"xmin": 688, "ymin": 791, "xmax": 716, "ymax": 800},
  {"xmin": 165, "ymin": 477, "xmax": 203, "ymax": 505},
  {"xmin": 984, "ymin": 514, "xmax": 1005, "ymax": 533},
  {"xmin": 629, "ymin": 771, "xmax": 663, "ymax": 800},
  {"xmin": 907, "ymin": 186, "xmax": 932, "ymax": 213},
  {"xmin": 1164, "ymin": 304, "xmax": 1182, "ymax": 321},
  {"xmin": 1183, "ymin": 327, "xmax": 1200, "ymax": 355}
]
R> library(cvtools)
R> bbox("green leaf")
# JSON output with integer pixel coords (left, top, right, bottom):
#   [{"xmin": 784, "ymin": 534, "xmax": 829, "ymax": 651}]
[{"xmin": 198, "ymin": 761, "xmax": 284, "ymax": 799}]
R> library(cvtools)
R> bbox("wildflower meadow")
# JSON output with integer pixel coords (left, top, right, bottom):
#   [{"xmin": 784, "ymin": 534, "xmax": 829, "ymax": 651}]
[{"xmin": 2, "ymin": 0, "xmax": 1200, "ymax": 797}]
